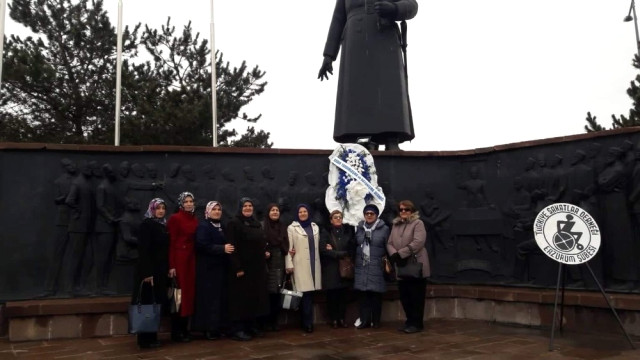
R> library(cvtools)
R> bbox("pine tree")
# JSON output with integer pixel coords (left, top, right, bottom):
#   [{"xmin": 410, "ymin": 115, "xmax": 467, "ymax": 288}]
[
  {"xmin": 585, "ymin": 55, "xmax": 640, "ymax": 132},
  {"xmin": 0, "ymin": 0, "xmax": 271, "ymax": 147}
]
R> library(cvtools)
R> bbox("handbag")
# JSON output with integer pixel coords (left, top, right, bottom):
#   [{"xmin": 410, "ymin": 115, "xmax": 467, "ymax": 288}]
[
  {"xmin": 167, "ymin": 277, "xmax": 182, "ymax": 314},
  {"xmin": 280, "ymin": 275, "xmax": 303, "ymax": 310},
  {"xmin": 331, "ymin": 232, "xmax": 354, "ymax": 279},
  {"xmin": 395, "ymin": 254, "xmax": 423, "ymax": 279},
  {"xmin": 338, "ymin": 256, "xmax": 354, "ymax": 279},
  {"xmin": 382, "ymin": 255, "xmax": 396, "ymax": 282},
  {"xmin": 128, "ymin": 281, "xmax": 162, "ymax": 334}
]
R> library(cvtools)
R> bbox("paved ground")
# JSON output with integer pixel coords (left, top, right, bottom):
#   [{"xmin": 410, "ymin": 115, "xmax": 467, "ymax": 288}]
[{"xmin": 0, "ymin": 319, "xmax": 639, "ymax": 359}]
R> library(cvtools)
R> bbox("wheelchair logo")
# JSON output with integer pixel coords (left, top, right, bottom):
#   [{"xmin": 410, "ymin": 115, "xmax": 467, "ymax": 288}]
[{"xmin": 534, "ymin": 203, "xmax": 601, "ymax": 265}]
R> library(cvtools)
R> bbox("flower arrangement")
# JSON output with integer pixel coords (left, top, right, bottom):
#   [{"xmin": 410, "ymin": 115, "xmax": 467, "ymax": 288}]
[
  {"xmin": 325, "ymin": 144, "xmax": 385, "ymax": 226},
  {"xmin": 335, "ymin": 148, "xmax": 373, "ymax": 203}
]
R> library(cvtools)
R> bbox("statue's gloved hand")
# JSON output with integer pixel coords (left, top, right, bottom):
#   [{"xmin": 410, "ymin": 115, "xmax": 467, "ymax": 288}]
[
  {"xmin": 318, "ymin": 56, "xmax": 333, "ymax": 81},
  {"xmin": 374, "ymin": 1, "xmax": 397, "ymax": 19}
]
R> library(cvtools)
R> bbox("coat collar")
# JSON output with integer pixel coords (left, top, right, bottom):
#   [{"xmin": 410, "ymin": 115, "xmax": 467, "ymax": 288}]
[
  {"xmin": 392, "ymin": 212, "xmax": 420, "ymax": 225},
  {"xmin": 290, "ymin": 221, "xmax": 318, "ymax": 235},
  {"xmin": 358, "ymin": 219, "xmax": 386, "ymax": 230}
]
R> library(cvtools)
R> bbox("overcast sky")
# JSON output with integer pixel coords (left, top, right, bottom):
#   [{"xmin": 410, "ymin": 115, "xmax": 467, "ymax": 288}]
[{"xmin": 5, "ymin": 0, "xmax": 639, "ymax": 151}]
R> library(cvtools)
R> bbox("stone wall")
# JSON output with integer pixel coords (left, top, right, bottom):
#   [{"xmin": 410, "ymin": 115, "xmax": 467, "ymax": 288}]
[{"xmin": 2, "ymin": 128, "xmax": 640, "ymax": 301}]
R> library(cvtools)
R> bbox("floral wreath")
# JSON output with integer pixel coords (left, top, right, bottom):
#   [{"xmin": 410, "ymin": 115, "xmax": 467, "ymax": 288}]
[{"xmin": 325, "ymin": 144, "xmax": 385, "ymax": 226}]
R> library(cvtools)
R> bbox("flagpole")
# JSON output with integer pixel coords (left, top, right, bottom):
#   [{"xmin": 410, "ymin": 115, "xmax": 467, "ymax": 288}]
[
  {"xmin": 210, "ymin": 0, "xmax": 218, "ymax": 147},
  {"xmin": 0, "ymin": 0, "xmax": 6, "ymax": 90},
  {"xmin": 114, "ymin": 0, "xmax": 123, "ymax": 146}
]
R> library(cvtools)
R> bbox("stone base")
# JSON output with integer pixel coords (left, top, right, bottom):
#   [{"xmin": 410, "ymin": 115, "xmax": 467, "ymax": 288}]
[{"xmin": 5, "ymin": 285, "xmax": 640, "ymax": 341}]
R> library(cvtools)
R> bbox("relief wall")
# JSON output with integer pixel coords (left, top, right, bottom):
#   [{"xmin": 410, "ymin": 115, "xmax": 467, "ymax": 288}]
[{"xmin": 1, "ymin": 129, "xmax": 640, "ymax": 301}]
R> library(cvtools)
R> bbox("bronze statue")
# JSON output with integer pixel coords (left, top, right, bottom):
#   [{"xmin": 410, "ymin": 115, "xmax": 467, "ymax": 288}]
[
  {"xmin": 40, "ymin": 158, "xmax": 77, "ymax": 297},
  {"xmin": 93, "ymin": 164, "xmax": 121, "ymax": 296},
  {"xmin": 597, "ymin": 147, "xmax": 637, "ymax": 290},
  {"xmin": 318, "ymin": 0, "xmax": 418, "ymax": 150},
  {"xmin": 65, "ymin": 161, "xmax": 95, "ymax": 297}
]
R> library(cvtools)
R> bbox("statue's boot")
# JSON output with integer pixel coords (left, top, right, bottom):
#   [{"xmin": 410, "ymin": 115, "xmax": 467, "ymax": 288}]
[
  {"xmin": 385, "ymin": 138, "xmax": 401, "ymax": 151},
  {"xmin": 364, "ymin": 141, "xmax": 379, "ymax": 151}
]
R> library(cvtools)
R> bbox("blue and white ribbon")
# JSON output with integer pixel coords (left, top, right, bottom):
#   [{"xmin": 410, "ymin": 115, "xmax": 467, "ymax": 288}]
[{"xmin": 329, "ymin": 155, "xmax": 386, "ymax": 204}]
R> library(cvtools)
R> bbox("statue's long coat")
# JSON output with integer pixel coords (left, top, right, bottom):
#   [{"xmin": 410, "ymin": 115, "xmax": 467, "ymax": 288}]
[{"xmin": 322, "ymin": 0, "xmax": 418, "ymax": 144}]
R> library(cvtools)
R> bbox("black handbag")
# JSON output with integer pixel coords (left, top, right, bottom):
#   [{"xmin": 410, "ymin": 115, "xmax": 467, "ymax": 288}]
[
  {"xmin": 396, "ymin": 254, "xmax": 423, "ymax": 279},
  {"xmin": 167, "ymin": 278, "xmax": 181, "ymax": 314},
  {"xmin": 128, "ymin": 281, "xmax": 162, "ymax": 334}
]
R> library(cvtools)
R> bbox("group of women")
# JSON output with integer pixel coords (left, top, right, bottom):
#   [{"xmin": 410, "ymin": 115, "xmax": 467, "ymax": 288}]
[{"xmin": 132, "ymin": 191, "xmax": 430, "ymax": 349}]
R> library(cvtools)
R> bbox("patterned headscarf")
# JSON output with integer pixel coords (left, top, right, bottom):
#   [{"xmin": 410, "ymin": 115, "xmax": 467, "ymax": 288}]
[
  {"xmin": 205, "ymin": 201, "xmax": 221, "ymax": 220},
  {"xmin": 178, "ymin": 191, "xmax": 195, "ymax": 213},
  {"xmin": 144, "ymin": 198, "xmax": 166, "ymax": 224}
]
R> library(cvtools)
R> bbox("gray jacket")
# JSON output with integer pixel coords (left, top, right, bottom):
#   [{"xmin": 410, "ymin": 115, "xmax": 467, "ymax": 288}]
[{"xmin": 354, "ymin": 219, "xmax": 390, "ymax": 293}]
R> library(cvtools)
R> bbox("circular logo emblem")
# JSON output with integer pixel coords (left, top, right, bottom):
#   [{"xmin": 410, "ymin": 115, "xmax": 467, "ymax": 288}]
[{"xmin": 533, "ymin": 203, "xmax": 601, "ymax": 265}]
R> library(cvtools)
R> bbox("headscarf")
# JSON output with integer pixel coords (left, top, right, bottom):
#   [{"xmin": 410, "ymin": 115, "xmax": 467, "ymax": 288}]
[
  {"xmin": 265, "ymin": 203, "xmax": 288, "ymax": 250},
  {"xmin": 295, "ymin": 203, "xmax": 312, "ymax": 228},
  {"xmin": 144, "ymin": 198, "xmax": 166, "ymax": 225},
  {"xmin": 178, "ymin": 191, "xmax": 195, "ymax": 213},
  {"xmin": 238, "ymin": 197, "xmax": 255, "ymax": 220},
  {"xmin": 265, "ymin": 203, "xmax": 281, "ymax": 226},
  {"xmin": 205, "ymin": 201, "xmax": 221, "ymax": 222}
]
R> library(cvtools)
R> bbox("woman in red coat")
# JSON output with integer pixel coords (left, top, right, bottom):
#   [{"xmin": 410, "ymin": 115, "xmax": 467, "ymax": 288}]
[{"xmin": 167, "ymin": 191, "xmax": 198, "ymax": 342}]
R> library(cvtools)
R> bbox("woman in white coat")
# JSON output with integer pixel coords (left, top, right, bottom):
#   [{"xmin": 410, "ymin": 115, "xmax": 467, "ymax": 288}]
[{"xmin": 286, "ymin": 204, "xmax": 322, "ymax": 333}]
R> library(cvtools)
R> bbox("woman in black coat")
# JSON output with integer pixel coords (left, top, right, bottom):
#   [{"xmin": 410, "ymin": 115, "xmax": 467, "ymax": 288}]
[
  {"xmin": 225, "ymin": 197, "xmax": 270, "ymax": 341},
  {"xmin": 132, "ymin": 198, "xmax": 170, "ymax": 349},
  {"xmin": 320, "ymin": 210, "xmax": 355, "ymax": 328},
  {"xmin": 192, "ymin": 201, "xmax": 234, "ymax": 340},
  {"xmin": 262, "ymin": 203, "xmax": 289, "ymax": 331}
]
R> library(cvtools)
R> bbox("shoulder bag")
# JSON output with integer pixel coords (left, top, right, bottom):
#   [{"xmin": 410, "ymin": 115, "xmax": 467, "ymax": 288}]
[
  {"xmin": 332, "ymin": 232, "xmax": 354, "ymax": 279},
  {"xmin": 129, "ymin": 281, "xmax": 162, "ymax": 333}
]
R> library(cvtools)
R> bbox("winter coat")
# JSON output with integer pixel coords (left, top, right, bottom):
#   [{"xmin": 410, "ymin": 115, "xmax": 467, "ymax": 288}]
[
  {"xmin": 354, "ymin": 219, "xmax": 390, "ymax": 293},
  {"xmin": 386, "ymin": 212, "xmax": 430, "ymax": 279},
  {"xmin": 285, "ymin": 222, "xmax": 322, "ymax": 292},
  {"xmin": 167, "ymin": 209, "xmax": 198, "ymax": 316},
  {"xmin": 263, "ymin": 220, "xmax": 289, "ymax": 294},
  {"xmin": 322, "ymin": 0, "xmax": 419, "ymax": 143},
  {"xmin": 132, "ymin": 218, "xmax": 169, "ymax": 311},
  {"xmin": 192, "ymin": 219, "xmax": 228, "ymax": 332},
  {"xmin": 320, "ymin": 225, "xmax": 356, "ymax": 290},
  {"xmin": 225, "ymin": 215, "xmax": 269, "ymax": 321}
]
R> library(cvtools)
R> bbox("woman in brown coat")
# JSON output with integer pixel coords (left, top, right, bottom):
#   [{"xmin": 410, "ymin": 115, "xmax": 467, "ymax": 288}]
[{"xmin": 386, "ymin": 200, "xmax": 430, "ymax": 334}]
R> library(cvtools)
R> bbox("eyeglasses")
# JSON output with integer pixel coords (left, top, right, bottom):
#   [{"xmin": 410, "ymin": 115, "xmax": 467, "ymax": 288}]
[
  {"xmin": 399, "ymin": 208, "xmax": 411, "ymax": 213},
  {"xmin": 364, "ymin": 212, "xmax": 376, "ymax": 216}
]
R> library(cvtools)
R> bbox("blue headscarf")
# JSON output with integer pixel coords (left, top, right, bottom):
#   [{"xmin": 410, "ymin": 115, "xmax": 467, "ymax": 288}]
[{"xmin": 295, "ymin": 203, "xmax": 312, "ymax": 228}]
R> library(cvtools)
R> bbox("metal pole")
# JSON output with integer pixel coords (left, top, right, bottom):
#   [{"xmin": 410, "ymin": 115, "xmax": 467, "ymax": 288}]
[
  {"xmin": 548, "ymin": 263, "xmax": 563, "ymax": 351},
  {"xmin": 0, "ymin": 0, "xmax": 6, "ymax": 90},
  {"xmin": 585, "ymin": 262, "xmax": 635, "ymax": 349},
  {"xmin": 114, "ymin": 0, "xmax": 123, "ymax": 146},
  {"xmin": 210, "ymin": 0, "xmax": 218, "ymax": 147},
  {"xmin": 632, "ymin": 1, "xmax": 640, "ymax": 57}
]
